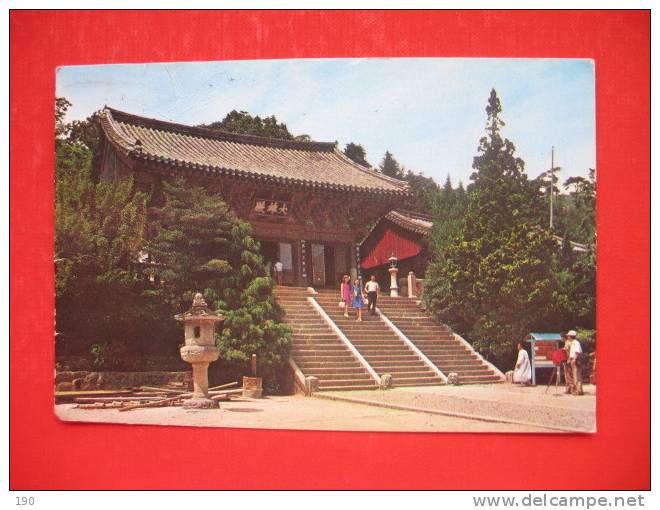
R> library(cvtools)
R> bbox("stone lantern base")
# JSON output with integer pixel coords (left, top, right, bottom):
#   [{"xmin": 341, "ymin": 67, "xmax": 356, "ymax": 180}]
[{"xmin": 183, "ymin": 397, "xmax": 219, "ymax": 409}]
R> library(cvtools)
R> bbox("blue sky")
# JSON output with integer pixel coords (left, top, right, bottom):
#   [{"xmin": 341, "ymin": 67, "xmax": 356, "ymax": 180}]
[{"xmin": 57, "ymin": 58, "xmax": 595, "ymax": 186}]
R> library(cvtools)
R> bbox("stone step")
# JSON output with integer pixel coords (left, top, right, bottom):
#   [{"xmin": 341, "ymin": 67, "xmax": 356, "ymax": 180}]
[
  {"xmin": 372, "ymin": 363, "xmax": 436, "ymax": 377},
  {"xmin": 442, "ymin": 365, "xmax": 493, "ymax": 375},
  {"xmin": 366, "ymin": 354, "xmax": 420, "ymax": 361},
  {"xmin": 349, "ymin": 339, "xmax": 413, "ymax": 346},
  {"xmin": 317, "ymin": 383, "xmax": 379, "ymax": 391},
  {"xmin": 292, "ymin": 350, "xmax": 351, "ymax": 357},
  {"xmin": 351, "ymin": 346, "xmax": 413, "ymax": 352},
  {"xmin": 298, "ymin": 361, "xmax": 361, "ymax": 369},
  {"xmin": 432, "ymin": 359, "xmax": 483, "ymax": 367},
  {"xmin": 318, "ymin": 378, "xmax": 379, "ymax": 387},
  {"xmin": 391, "ymin": 377, "xmax": 444, "ymax": 386},
  {"xmin": 292, "ymin": 333, "xmax": 339, "ymax": 340},
  {"xmin": 292, "ymin": 343, "xmax": 348, "ymax": 350},
  {"xmin": 370, "ymin": 359, "xmax": 428, "ymax": 367},
  {"xmin": 294, "ymin": 353, "xmax": 356, "ymax": 361},
  {"xmin": 309, "ymin": 372, "xmax": 373, "ymax": 381},
  {"xmin": 302, "ymin": 366, "xmax": 369, "ymax": 375},
  {"xmin": 457, "ymin": 375, "xmax": 503, "ymax": 383},
  {"xmin": 291, "ymin": 327, "xmax": 334, "ymax": 333}
]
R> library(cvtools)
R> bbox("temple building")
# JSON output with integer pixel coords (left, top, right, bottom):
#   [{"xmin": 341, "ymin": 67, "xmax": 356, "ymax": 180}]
[
  {"xmin": 98, "ymin": 107, "xmax": 418, "ymax": 287},
  {"xmin": 358, "ymin": 209, "xmax": 433, "ymax": 286}
]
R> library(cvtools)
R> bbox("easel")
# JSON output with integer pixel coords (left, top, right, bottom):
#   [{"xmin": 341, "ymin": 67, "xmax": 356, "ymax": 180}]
[{"xmin": 545, "ymin": 363, "xmax": 563, "ymax": 395}]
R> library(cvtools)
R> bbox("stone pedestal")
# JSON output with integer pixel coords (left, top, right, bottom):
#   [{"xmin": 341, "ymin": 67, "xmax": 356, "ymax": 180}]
[
  {"xmin": 389, "ymin": 266, "xmax": 399, "ymax": 297},
  {"xmin": 407, "ymin": 272, "xmax": 417, "ymax": 298},
  {"xmin": 180, "ymin": 345, "xmax": 220, "ymax": 408}
]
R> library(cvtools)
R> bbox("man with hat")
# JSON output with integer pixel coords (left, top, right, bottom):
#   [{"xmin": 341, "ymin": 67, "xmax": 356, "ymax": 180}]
[
  {"xmin": 567, "ymin": 330, "xmax": 584, "ymax": 395},
  {"xmin": 560, "ymin": 332, "xmax": 574, "ymax": 394}
]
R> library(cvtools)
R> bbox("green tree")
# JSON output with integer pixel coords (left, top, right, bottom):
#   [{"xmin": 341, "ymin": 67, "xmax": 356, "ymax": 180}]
[
  {"xmin": 56, "ymin": 97, "xmax": 150, "ymax": 356},
  {"xmin": 379, "ymin": 150, "xmax": 405, "ymax": 180},
  {"xmin": 198, "ymin": 110, "xmax": 297, "ymax": 140},
  {"xmin": 55, "ymin": 157, "xmax": 149, "ymax": 354},
  {"xmin": 55, "ymin": 97, "xmax": 103, "ymax": 180},
  {"xmin": 146, "ymin": 179, "xmax": 292, "ymax": 392},
  {"xmin": 554, "ymin": 169, "xmax": 596, "ymax": 245},
  {"xmin": 426, "ymin": 175, "xmax": 467, "ymax": 266},
  {"xmin": 343, "ymin": 142, "xmax": 370, "ymax": 167},
  {"xmin": 424, "ymin": 89, "xmax": 557, "ymax": 368},
  {"xmin": 402, "ymin": 169, "xmax": 440, "ymax": 214}
]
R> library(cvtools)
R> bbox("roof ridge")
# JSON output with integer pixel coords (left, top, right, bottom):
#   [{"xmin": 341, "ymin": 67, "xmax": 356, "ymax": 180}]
[
  {"xmin": 388, "ymin": 208, "xmax": 434, "ymax": 221},
  {"xmin": 332, "ymin": 149, "xmax": 409, "ymax": 190},
  {"xmin": 104, "ymin": 106, "xmax": 337, "ymax": 152}
]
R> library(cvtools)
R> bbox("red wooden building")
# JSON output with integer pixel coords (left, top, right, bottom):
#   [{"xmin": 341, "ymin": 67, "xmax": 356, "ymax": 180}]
[
  {"xmin": 359, "ymin": 209, "xmax": 433, "ymax": 288},
  {"xmin": 98, "ymin": 107, "xmax": 410, "ymax": 287}
]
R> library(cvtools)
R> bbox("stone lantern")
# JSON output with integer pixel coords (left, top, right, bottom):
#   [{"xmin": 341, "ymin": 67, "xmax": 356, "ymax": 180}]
[
  {"xmin": 174, "ymin": 293, "xmax": 224, "ymax": 409},
  {"xmin": 388, "ymin": 254, "xmax": 399, "ymax": 297}
]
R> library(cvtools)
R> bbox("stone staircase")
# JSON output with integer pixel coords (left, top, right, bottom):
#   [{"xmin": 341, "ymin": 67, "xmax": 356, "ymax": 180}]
[
  {"xmin": 274, "ymin": 286, "xmax": 378, "ymax": 392},
  {"xmin": 313, "ymin": 290, "xmax": 444, "ymax": 388},
  {"xmin": 376, "ymin": 295, "xmax": 503, "ymax": 384}
]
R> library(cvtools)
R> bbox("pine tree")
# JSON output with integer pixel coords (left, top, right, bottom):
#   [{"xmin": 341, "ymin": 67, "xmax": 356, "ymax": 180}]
[
  {"xmin": 424, "ymin": 89, "xmax": 557, "ymax": 367},
  {"xmin": 146, "ymin": 179, "xmax": 292, "ymax": 392},
  {"xmin": 379, "ymin": 150, "xmax": 405, "ymax": 180}
]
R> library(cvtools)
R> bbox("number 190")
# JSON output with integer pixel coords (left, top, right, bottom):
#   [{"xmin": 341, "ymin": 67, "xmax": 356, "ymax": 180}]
[{"xmin": 16, "ymin": 497, "xmax": 34, "ymax": 506}]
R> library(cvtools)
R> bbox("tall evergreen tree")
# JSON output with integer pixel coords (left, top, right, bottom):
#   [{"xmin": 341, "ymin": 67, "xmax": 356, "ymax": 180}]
[
  {"xmin": 424, "ymin": 90, "xmax": 557, "ymax": 367},
  {"xmin": 379, "ymin": 150, "xmax": 405, "ymax": 180}
]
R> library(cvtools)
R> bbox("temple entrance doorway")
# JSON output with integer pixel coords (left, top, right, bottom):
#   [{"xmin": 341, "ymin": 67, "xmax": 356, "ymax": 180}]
[
  {"xmin": 259, "ymin": 240, "xmax": 294, "ymax": 285},
  {"xmin": 324, "ymin": 245, "xmax": 336, "ymax": 287},
  {"xmin": 311, "ymin": 244, "xmax": 326, "ymax": 287}
]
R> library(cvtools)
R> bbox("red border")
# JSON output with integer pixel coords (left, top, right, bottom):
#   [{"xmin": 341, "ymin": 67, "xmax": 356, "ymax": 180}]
[{"xmin": 10, "ymin": 10, "xmax": 650, "ymax": 489}]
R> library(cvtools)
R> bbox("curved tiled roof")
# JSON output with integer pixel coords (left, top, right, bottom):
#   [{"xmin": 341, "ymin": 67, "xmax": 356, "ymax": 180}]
[
  {"xmin": 383, "ymin": 209, "xmax": 434, "ymax": 235},
  {"xmin": 99, "ymin": 107, "xmax": 409, "ymax": 196}
]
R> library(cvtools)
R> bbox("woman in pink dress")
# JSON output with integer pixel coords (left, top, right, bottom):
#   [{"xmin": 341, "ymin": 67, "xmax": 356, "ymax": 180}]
[{"xmin": 340, "ymin": 274, "xmax": 351, "ymax": 318}]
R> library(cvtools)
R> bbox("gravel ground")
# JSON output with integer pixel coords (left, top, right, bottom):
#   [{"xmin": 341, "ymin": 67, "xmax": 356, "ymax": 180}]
[
  {"xmin": 323, "ymin": 384, "xmax": 596, "ymax": 432},
  {"xmin": 55, "ymin": 394, "xmax": 553, "ymax": 433}
]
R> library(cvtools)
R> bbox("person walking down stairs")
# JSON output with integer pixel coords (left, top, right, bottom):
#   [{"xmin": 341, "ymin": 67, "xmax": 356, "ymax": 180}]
[
  {"xmin": 340, "ymin": 275, "xmax": 351, "ymax": 318},
  {"xmin": 351, "ymin": 278, "xmax": 366, "ymax": 322},
  {"xmin": 364, "ymin": 274, "xmax": 380, "ymax": 316}
]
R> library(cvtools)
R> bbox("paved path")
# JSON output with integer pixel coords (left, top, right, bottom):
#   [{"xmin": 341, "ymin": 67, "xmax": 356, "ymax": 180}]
[
  {"xmin": 55, "ymin": 393, "xmax": 556, "ymax": 433},
  {"xmin": 321, "ymin": 384, "xmax": 596, "ymax": 432}
]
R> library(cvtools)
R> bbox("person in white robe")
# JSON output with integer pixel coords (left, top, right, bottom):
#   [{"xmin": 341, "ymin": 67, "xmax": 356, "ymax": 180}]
[{"xmin": 513, "ymin": 342, "xmax": 532, "ymax": 385}]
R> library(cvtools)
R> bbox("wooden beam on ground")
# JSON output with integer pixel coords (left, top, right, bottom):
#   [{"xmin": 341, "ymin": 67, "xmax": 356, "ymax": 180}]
[
  {"xmin": 209, "ymin": 381, "xmax": 239, "ymax": 391},
  {"xmin": 119, "ymin": 393, "xmax": 192, "ymax": 412},
  {"xmin": 74, "ymin": 396, "xmax": 165, "ymax": 403},
  {"xmin": 138, "ymin": 386, "xmax": 188, "ymax": 395},
  {"xmin": 210, "ymin": 388, "xmax": 244, "ymax": 400}
]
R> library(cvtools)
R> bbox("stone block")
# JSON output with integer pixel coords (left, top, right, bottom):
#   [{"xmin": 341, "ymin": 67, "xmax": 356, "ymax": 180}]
[
  {"xmin": 447, "ymin": 372, "xmax": 459, "ymax": 385},
  {"xmin": 380, "ymin": 374, "xmax": 393, "ymax": 389},
  {"xmin": 242, "ymin": 376, "xmax": 263, "ymax": 398},
  {"xmin": 505, "ymin": 370, "xmax": 514, "ymax": 383},
  {"xmin": 305, "ymin": 376, "xmax": 319, "ymax": 395}
]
